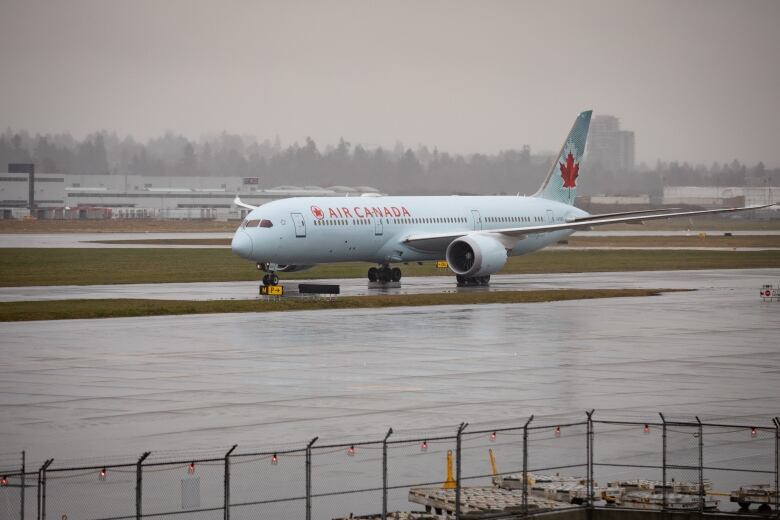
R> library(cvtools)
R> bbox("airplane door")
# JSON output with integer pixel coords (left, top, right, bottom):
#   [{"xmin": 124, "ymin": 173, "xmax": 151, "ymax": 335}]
[
  {"xmin": 374, "ymin": 217, "xmax": 383, "ymax": 236},
  {"xmin": 471, "ymin": 210, "xmax": 483, "ymax": 231},
  {"xmin": 291, "ymin": 213, "xmax": 306, "ymax": 237},
  {"xmin": 546, "ymin": 209, "xmax": 554, "ymax": 224}
]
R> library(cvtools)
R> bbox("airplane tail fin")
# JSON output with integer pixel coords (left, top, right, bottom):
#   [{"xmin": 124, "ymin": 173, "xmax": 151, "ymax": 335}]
[{"xmin": 533, "ymin": 110, "xmax": 592, "ymax": 205}]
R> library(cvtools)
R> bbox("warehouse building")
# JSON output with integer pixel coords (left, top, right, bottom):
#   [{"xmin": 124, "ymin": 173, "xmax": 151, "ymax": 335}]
[
  {"xmin": 663, "ymin": 186, "xmax": 779, "ymax": 208},
  {"xmin": 0, "ymin": 172, "xmax": 381, "ymax": 220}
]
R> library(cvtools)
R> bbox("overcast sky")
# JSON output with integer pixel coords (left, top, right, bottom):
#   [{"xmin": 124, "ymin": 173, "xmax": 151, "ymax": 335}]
[{"xmin": 1, "ymin": 0, "xmax": 779, "ymax": 166}]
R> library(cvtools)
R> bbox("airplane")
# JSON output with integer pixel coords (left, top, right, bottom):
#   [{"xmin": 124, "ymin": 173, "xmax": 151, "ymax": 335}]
[{"xmin": 231, "ymin": 110, "xmax": 773, "ymax": 286}]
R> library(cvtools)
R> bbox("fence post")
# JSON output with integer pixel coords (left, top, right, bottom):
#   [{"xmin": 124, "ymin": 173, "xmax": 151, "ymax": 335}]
[
  {"xmin": 224, "ymin": 444, "xmax": 237, "ymax": 520},
  {"xmin": 522, "ymin": 415, "xmax": 534, "ymax": 516},
  {"xmin": 586, "ymin": 410, "xmax": 595, "ymax": 507},
  {"xmin": 21, "ymin": 451, "xmax": 25, "ymax": 520},
  {"xmin": 305, "ymin": 437, "xmax": 318, "ymax": 520},
  {"xmin": 454, "ymin": 422, "xmax": 468, "ymax": 520},
  {"xmin": 695, "ymin": 417, "xmax": 703, "ymax": 514},
  {"xmin": 136, "ymin": 452, "xmax": 150, "ymax": 520},
  {"xmin": 773, "ymin": 417, "xmax": 779, "ymax": 520},
  {"xmin": 38, "ymin": 459, "xmax": 52, "ymax": 520},
  {"xmin": 659, "ymin": 413, "xmax": 667, "ymax": 513},
  {"xmin": 382, "ymin": 428, "xmax": 393, "ymax": 520},
  {"xmin": 36, "ymin": 464, "xmax": 41, "ymax": 520}
]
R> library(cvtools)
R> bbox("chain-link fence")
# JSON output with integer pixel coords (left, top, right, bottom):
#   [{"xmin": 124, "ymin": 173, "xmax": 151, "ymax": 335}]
[{"xmin": 1, "ymin": 413, "xmax": 777, "ymax": 520}]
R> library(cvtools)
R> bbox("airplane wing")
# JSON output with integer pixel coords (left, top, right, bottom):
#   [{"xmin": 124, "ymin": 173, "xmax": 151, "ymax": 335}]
[
  {"xmin": 403, "ymin": 204, "xmax": 774, "ymax": 251},
  {"xmin": 568, "ymin": 207, "xmax": 681, "ymax": 222},
  {"xmin": 233, "ymin": 196, "xmax": 258, "ymax": 211}
]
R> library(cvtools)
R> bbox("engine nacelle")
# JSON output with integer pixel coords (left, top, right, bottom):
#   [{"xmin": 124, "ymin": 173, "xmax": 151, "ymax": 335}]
[
  {"xmin": 445, "ymin": 234, "xmax": 508, "ymax": 277},
  {"xmin": 277, "ymin": 264, "xmax": 316, "ymax": 273}
]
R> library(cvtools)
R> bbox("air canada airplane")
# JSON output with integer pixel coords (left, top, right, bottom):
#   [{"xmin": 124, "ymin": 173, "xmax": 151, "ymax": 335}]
[{"xmin": 232, "ymin": 110, "xmax": 772, "ymax": 286}]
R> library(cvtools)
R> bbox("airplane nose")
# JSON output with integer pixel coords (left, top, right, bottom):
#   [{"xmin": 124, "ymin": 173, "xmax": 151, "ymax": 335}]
[{"xmin": 231, "ymin": 231, "xmax": 253, "ymax": 259}]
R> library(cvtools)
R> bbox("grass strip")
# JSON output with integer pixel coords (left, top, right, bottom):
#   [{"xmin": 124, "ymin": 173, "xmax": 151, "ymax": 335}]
[
  {"xmin": 90, "ymin": 238, "xmax": 230, "ymax": 245},
  {"xmin": 0, "ymin": 288, "xmax": 672, "ymax": 322},
  {"xmin": 567, "ymin": 235, "xmax": 780, "ymax": 248},
  {"xmin": 1, "ymin": 248, "xmax": 778, "ymax": 287}
]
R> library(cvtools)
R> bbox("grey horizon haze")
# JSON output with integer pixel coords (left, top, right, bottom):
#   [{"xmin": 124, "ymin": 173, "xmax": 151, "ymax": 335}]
[{"xmin": 1, "ymin": 0, "xmax": 779, "ymax": 167}]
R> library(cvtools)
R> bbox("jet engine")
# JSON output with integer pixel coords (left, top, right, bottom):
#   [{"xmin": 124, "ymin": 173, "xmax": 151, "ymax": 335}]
[{"xmin": 445, "ymin": 234, "xmax": 508, "ymax": 277}]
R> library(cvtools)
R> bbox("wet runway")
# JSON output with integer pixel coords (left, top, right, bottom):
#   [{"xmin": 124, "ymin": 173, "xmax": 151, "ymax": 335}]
[
  {"xmin": 0, "ymin": 269, "xmax": 778, "ymax": 466},
  {"xmin": 1, "ymin": 268, "xmax": 778, "ymax": 302}
]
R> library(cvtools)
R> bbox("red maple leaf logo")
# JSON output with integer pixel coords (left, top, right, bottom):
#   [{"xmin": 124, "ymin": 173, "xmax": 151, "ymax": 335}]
[
  {"xmin": 559, "ymin": 152, "xmax": 579, "ymax": 189},
  {"xmin": 310, "ymin": 205, "xmax": 324, "ymax": 220}
]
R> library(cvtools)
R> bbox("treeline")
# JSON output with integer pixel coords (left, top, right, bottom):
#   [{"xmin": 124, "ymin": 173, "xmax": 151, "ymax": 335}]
[{"xmin": 1, "ymin": 129, "xmax": 778, "ymax": 196}]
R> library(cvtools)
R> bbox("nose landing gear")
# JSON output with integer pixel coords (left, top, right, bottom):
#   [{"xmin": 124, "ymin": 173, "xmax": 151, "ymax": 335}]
[
  {"xmin": 258, "ymin": 263, "xmax": 279, "ymax": 286},
  {"xmin": 367, "ymin": 265, "xmax": 402, "ymax": 284}
]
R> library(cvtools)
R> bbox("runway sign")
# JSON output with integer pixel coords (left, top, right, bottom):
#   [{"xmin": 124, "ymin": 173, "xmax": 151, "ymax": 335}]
[
  {"xmin": 260, "ymin": 285, "xmax": 284, "ymax": 296},
  {"xmin": 760, "ymin": 284, "xmax": 777, "ymax": 301}
]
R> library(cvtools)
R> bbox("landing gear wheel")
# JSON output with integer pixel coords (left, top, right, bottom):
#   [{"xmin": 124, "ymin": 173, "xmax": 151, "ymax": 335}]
[
  {"xmin": 379, "ymin": 266, "xmax": 392, "ymax": 283},
  {"xmin": 270, "ymin": 273, "xmax": 279, "ymax": 285},
  {"xmin": 738, "ymin": 502, "xmax": 751, "ymax": 511},
  {"xmin": 456, "ymin": 275, "xmax": 466, "ymax": 285},
  {"xmin": 757, "ymin": 504, "xmax": 772, "ymax": 515},
  {"xmin": 368, "ymin": 267, "xmax": 378, "ymax": 282},
  {"xmin": 262, "ymin": 274, "xmax": 270, "ymax": 286},
  {"xmin": 391, "ymin": 267, "xmax": 402, "ymax": 282},
  {"xmin": 479, "ymin": 275, "xmax": 490, "ymax": 285}
]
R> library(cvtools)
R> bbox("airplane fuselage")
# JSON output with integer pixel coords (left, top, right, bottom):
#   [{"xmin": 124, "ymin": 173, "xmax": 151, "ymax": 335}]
[{"xmin": 231, "ymin": 195, "xmax": 589, "ymax": 265}]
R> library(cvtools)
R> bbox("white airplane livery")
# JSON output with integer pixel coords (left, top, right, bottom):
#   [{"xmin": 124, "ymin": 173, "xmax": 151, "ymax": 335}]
[{"xmin": 231, "ymin": 110, "xmax": 771, "ymax": 286}]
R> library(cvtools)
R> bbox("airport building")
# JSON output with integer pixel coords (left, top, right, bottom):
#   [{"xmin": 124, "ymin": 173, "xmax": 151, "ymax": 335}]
[
  {"xmin": 0, "ymin": 172, "xmax": 381, "ymax": 220},
  {"xmin": 663, "ymin": 186, "xmax": 779, "ymax": 208}
]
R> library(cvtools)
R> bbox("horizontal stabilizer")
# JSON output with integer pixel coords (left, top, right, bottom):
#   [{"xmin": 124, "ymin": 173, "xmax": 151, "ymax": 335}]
[{"xmin": 233, "ymin": 196, "xmax": 258, "ymax": 211}]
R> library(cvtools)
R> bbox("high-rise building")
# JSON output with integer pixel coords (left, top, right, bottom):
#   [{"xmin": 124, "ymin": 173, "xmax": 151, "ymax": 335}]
[{"xmin": 586, "ymin": 115, "xmax": 635, "ymax": 172}]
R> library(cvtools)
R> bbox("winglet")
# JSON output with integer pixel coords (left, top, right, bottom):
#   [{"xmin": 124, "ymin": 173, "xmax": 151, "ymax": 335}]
[{"xmin": 233, "ymin": 196, "xmax": 257, "ymax": 211}]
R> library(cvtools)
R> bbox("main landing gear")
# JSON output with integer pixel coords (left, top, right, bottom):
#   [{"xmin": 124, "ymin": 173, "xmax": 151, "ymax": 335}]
[
  {"xmin": 456, "ymin": 274, "xmax": 490, "ymax": 286},
  {"xmin": 367, "ymin": 265, "xmax": 402, "ymax": 283},
  {"xmin": 258, "ymin": 263, "xmax": 279, "ymax": 286}
]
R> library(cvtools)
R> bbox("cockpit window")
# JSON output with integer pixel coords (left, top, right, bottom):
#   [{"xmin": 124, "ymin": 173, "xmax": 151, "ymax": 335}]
[{"xmin": 243, "ymin": 219, "xmax": 273, "ymax": 228}]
